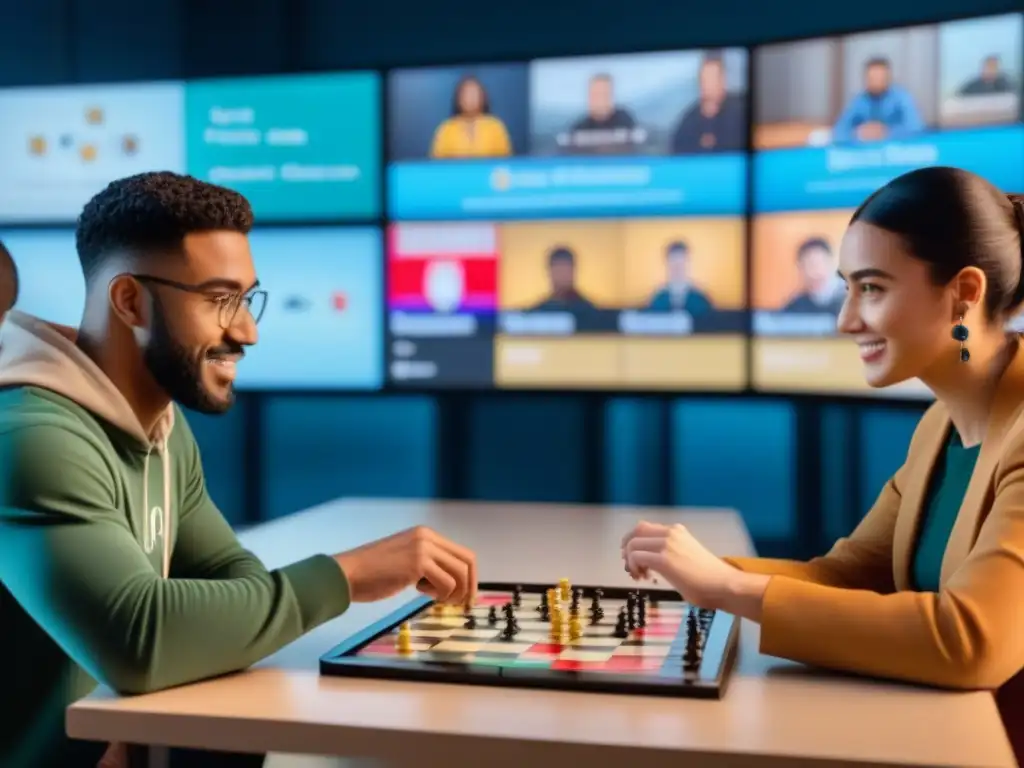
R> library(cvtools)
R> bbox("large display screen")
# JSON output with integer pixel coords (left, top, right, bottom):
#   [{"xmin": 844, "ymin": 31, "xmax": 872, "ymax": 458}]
[
  {"xmin": 385, "ymin": 218, "xmax": 746, "ymax": 390},
  {"xmin": 387, "ymin": 48, "xmax": 748, "ymax": 221},
  {"xmin": 185, "ymin": 72, "xmax": 381, "ymax": 221},
  {"xmin": 0, "ymin": 83, "xmax": 186, "ymax": 224},
  {"xmin": 751, "ymin": 12, "xmax": 1023, "ymax": 398},
  {"xmin": 0, "ymin": 227, "xmax": 383, "ymax": 391},
  {"xmin": 0, "ymin": 229, "xmax": 85, "ymax": 327},
  {"xmin": 0, "ymin": 72, "xmax": 381, "ymax": 225},
  {"xmin": 235, "ymin": 227, "xmax": 383, "ymax": 390}
]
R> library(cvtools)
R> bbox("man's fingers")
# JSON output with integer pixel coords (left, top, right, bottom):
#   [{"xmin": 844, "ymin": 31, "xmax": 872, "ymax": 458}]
[
  {"xmin": 417, "ymin": 559, "xmax": 458, "ymax": 603},
  {"xmin": 434, "ymin": 536, "xmax": 478, "ymax": 606},
  {"xmin": 424, "ymin": 542, "xmax": 472, "ymax": 605}
]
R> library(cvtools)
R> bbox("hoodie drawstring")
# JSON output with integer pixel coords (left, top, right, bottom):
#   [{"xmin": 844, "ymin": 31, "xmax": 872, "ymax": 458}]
[{"xmin": 140, "ymin": 442, "xmax": 172, "ymax": 579}]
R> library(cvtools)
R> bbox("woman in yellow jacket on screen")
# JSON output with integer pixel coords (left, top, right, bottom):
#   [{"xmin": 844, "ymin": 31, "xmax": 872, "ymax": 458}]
[
  {"xmin": 621, "ymin": 166, "xmax": 1024, "ymax": 762},
  {"xmin": 430, "ymin": 75, "xmax": 512, "ymax": 159}
]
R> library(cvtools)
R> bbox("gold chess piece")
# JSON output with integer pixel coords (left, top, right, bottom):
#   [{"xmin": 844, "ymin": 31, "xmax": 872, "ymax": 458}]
[
  {"xmin": 559, "ymin": 578, "xmax": 571, "ymax": 602},
  {"xmin": 396, "ymin": 621, "xmax": 413, "ymax": 654}
]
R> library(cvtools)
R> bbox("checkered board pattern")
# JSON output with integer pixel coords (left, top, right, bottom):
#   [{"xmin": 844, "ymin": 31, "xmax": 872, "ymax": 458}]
[{"xmin": 320, "ymin": 583, "xmax": 741, "ymax": 699}]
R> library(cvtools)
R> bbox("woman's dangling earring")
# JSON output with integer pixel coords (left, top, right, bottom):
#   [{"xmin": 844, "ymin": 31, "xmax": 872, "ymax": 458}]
[{"xmin": 952, "ymin": 315, "xmax": 970, "ymax": 362}]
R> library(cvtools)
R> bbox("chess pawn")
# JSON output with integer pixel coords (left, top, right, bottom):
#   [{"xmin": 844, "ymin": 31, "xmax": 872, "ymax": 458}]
[
  {"xmin": 559, "ymin": 578, "xmax": 571, "ymax": 602},
  {"xmin": 396, "ymin": 622, "xmax": 413, "ymax": 654}
]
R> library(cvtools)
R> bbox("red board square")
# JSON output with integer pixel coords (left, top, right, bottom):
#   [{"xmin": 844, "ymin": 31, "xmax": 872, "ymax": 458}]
[
  {"xmin": 527, "ymin": 642, "xmax": 565, "ymax": 655},
  {"xmin": 477, "ymin": 594, "xmax": 513, "ymax": 607},
  {"xmin": 361, "ymin": 641, "xmax": 398, "ymax": 656},
  {"xmin": 639, "ymin": 624, "xmax": 680, "ymax": 637},
  {"xmin": 597, "ymin": 656, "xmax": 664, "ymax": 672}
]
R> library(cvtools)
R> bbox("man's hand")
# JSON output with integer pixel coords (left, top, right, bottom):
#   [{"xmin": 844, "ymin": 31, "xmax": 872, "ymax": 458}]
[{"xmin": 334, "ymin": 526, "xmax": 477, "ymax": 606}]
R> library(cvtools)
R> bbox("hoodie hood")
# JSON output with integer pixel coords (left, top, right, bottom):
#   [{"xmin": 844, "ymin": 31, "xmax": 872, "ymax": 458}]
[
  {"xmin": 0, "ymin": 310, "xmax": 174, "ymax": 447},
  {"xmin": 0, "ymin": 310, "xmax": 176, "ymax": 578}
]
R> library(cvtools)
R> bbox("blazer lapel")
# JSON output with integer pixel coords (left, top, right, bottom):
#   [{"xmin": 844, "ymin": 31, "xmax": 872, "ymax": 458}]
[
  {"xmin": 892, "ymin": 409, "xmax": 949, "ymax": 591},
  {"xmin": 939, "ymin": 341, "xmax": 1024, "ymax": 585}
]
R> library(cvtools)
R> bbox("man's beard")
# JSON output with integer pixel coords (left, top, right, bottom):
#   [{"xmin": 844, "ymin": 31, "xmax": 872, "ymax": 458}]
[{"xmin": 142, "ymin": 301, "xmax": 235, "ymax": 415}]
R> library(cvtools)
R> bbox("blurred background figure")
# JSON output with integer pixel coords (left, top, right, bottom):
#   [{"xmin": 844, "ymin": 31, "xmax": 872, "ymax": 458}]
[{"xmin": 0, "ymin": 239, "xmax": 18, "ymax": 322}]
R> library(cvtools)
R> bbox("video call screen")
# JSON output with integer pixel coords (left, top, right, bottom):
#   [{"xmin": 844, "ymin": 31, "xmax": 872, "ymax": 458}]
[
  {"xmin": 185, "ymin": 72, "xmax": 381, "ymax": 221},
  {"xmin": 386, "ymin": 48, "xmax": 748, "ymax": 221},
  {"xmin": 750, "ymin": 12, "xmax": 1023, "ymax": 399},
  {"xmin": 1, "ymin": 229, "xmax": 85, "ymax": 327},
  {"xmin": 385, "ymin": 218, "xmax": 747, "ymax": 390},
  {"xmin": 235, "ymin": 227, "xmax": 383, "ymax": 391},
  {"xmin": 0, "ymin": 83, "xmax": 187, "ymax": 224},
  {"xmin": 0, "ymin": 73, "xmax": 381, "ymax": 225},
  {"xmin": 0, "ymin": 227, "xmax": 383, "ymax": 391}
]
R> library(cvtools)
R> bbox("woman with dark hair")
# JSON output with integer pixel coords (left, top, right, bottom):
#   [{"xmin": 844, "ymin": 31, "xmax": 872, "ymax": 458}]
[
  {"xmin": 620, "ymin": 166, "xmax": 1024, "ymax": 760},
  {"xmin": 429, "ymin": 75, "xmax": 512, "ymax": 159}
]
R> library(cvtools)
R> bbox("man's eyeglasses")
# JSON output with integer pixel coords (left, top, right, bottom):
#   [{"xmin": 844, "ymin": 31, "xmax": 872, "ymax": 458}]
[{"xmin": 130, "ymin": 274, "xmax": 267, "ymax": 328}]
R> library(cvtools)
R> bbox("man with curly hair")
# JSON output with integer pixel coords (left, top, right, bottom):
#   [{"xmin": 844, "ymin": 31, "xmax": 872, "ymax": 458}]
[{"xmin": 0, "ymin": 172, "xmax": 477, "ymax": 767}]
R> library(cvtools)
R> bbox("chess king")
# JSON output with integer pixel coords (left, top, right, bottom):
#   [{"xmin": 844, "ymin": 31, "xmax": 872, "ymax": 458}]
[
  {"xmin": 620, "ymin": 167, "xmax": 1024, "ymax": 763},
  {"xmin": 0, "ymin": 173, "xmax": 478, "ymax": 768}
]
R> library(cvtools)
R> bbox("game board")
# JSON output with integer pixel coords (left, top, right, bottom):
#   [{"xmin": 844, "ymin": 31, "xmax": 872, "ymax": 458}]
[{"xmin": 319, "ymin": 580, "xmax": 740, "ymax": 698}]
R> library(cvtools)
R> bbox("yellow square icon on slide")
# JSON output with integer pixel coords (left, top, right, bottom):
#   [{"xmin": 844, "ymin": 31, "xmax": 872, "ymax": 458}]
[
  {"xmin": 85, "ymin": 107, "xmax": 103, "ymax": 125},
  {"xmin": 80, "ymin": 144, "xmax": 97, "ymax": 162},
  {"xmin": 28, "ymin": 135, "xmax": 46, "ymax": 155}
]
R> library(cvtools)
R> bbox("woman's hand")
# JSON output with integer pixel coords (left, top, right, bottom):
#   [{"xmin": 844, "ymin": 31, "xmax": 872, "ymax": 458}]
[{"xmin": 621, "ymin": 520, "xmax": 753, "ymax": 610}]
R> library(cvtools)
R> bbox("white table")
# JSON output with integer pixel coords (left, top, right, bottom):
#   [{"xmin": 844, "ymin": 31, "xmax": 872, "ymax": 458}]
[{"xmin": 67, "ymin": 499, "xmax": 1017, "ymax": 767}]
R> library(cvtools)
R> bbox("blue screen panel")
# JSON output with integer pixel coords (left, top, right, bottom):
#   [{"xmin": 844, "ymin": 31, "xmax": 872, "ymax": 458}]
[
  {"xmin": 236, "ymin": 227, "xmax": 383, "ymax": 391},
  {"xmin": 389, "ymin": 154, "xmax": 747, "ymax": 220},
  {"xmin": 388, "ymin": 49, "xmax": 749, "ymax": 220},
  {"xmin": 754, "ymin": 124, "xmax": 1024, "ymax": 212},
  {"xmin": 0, "ymin": 83, "xmax": 186, "ymax": 224},
  {"xmin": 185, "ymin": 73, "xmax": 381, "ymax": 221},
  {"xmin": 1, "ymin": 229, "xmax": 84, "ymax": 326}
]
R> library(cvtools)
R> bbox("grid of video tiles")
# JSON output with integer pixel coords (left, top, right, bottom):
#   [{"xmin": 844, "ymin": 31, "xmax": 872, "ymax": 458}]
[{"xmin": 0, "ymin": 11, "xmax": 1020, "ymax": 398}]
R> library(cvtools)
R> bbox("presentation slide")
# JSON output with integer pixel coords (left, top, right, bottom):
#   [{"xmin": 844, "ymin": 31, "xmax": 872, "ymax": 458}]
[
  {"xmin": 236, "ymin": 227, "xmax": 383, "ymax": 390},
  {"xmin": 185, "ymin": 72, "xmax": 380, "ymax": 221},
  {"xmin": 753, "ymin": 12, "xmax": 1024, "ymax": 213},
  {"xmin": 0, "ymin": 83, "xmax": 186, "ymax": 224},
  {"xmin": 0, "ymin": 229, "xmax": 85, "ymax": 327},
  {"xmin": 387, "ymin": 217, "xmax": 746, "ymax": 390},
  {"xmin": 387, "ymin": 49, "xmax": 748, "ymax": 221}
]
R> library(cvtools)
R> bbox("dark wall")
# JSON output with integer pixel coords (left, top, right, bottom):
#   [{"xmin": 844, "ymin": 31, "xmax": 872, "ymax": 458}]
[{"xmin": 0, "ymin": 0, "xmax": 996, "ymax": 555}]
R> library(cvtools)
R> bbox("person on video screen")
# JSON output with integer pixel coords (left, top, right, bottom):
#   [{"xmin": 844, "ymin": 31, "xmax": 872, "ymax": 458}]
[
  {"xmin": 559, "ymin": 73, "xmax": 640, "ymax": 154},
  {"xmin": 782, "ymin": 236, "xmax": 845, "ymax": 314},
  {"xmin": 958, "ymin": 54, "xmax": 1015, "ymax": 96},
  {"xmin": 0, "ymin": 239, "xmax": 18, "ymax": 323},
  {"xmin": 645, "ymin": 241, "xmax": 714, "ymax": 314},
  {"xmin": 529, "ymin": 246, "xmax": 597, "ymax": 313},
  {"xmin": 832, "ymin": 57, "xmax": 924, "ymax": 144},
  {"xmin": 670, "ymin": 51, "xmax": 746, "ymax": 153},
  {"xmin": 429, "ymin": 75, "xmax": 513, "ymax": 159}
]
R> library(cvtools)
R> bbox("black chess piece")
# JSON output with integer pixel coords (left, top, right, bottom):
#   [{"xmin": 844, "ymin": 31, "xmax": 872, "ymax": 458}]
[
  {"xmin": 682, "ymin": 611, "xmax": 702, "ymax": 673},
  {"xmin": 570, "ymin": 587, "xmax": 582, "ymax": 613},
  {"xmin": 503, "ymin": 602, "xmax": 519, "ymax": 632},
  {"xmin": 613, "ymin": 607, "xmax": 629, "ymax": 638},
  {"xmin": 637, "ymin": 594, "xmax": 647, "ymax": 628},
  {"xmin": 626, "ymin": 593, "xmax": 637, "ymax": 630},
  {"xmin": 487, "ymin": 606, "xmax": 498, "ymax": 625},
  {"xmin": 589, "ymin": 589, "xmax": 604, "ymax": 623},
  {"xmin": 464, "ymin": 612, "xmax": 477, "ymax": 629},
  {"xmin": 512, "ymin": 585, "xmax": 522, "ymax": 608},
  {"xmin": 539, "ymin": 599, "xmax": 550, "ymax": 622}
]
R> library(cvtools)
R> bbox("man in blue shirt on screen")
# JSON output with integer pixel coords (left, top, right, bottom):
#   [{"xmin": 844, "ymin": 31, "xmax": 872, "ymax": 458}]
[{"xmin": 831, "ymin": 57, "xmax": 924, "ymax": 144}]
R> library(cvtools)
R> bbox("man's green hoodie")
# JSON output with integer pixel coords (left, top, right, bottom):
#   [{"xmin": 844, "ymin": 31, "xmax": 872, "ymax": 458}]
[{"xmin": 0, "ymin": 311, "xmax": 352, "ymax": 767}]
